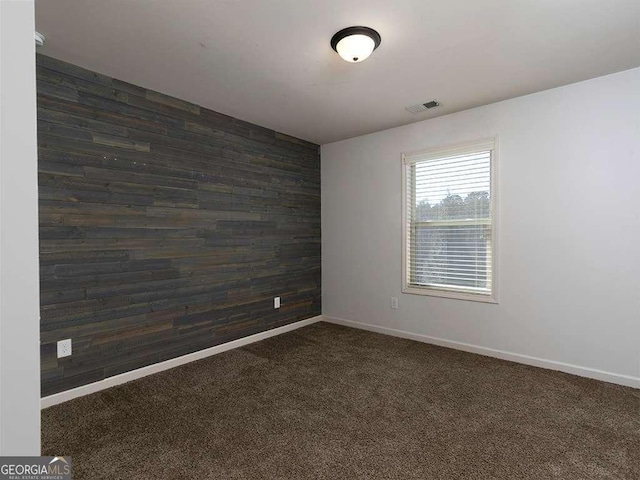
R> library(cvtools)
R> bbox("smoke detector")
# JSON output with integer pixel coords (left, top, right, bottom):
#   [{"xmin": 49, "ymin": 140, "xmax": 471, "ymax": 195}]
[
  {"xmin": 35, "ymin": 32, "xmax": 45, "ymax": 47},
  {"xmin": 406, "ymin": 100, "xmax": 440, "ymax": 114}
]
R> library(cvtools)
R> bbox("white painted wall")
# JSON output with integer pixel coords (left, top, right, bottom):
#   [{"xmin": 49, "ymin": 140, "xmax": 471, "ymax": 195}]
[
  {"xmin": 322, "ymin": 68, "xmax": 640, "ymax": 387},
  {"xmin": 0, "ymin": 0, "xmax": 41, "ymax": 454}
]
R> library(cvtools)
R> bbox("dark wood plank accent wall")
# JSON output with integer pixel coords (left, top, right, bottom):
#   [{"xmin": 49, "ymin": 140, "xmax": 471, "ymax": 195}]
[{"xmin": 36, "ymin": 54, "xmax": 321, "ymax": 397}]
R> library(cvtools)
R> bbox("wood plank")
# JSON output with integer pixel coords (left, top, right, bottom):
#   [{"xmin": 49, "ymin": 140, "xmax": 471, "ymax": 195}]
[{"xmin": 92, "ymin": 133, "xmax": 150, "ymax": 152}]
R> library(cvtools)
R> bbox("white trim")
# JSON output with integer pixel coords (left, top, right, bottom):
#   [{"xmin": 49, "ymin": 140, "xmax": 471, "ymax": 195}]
[
  {"xmin": 401, "ymin": 285, "xmax": 498, "ymax": 303},
  {"xmin": 491, "ymin": 135, "xmax": 500, "ymax": 303},
  {"xmin": 403, "ymin": 137, "xmax": 496, "ymax": 163},
  {"xmin": 41, "ymin": 316, "xmax": 323, "ymax": 409},
  {"xmin": 322, "ymin": 315, "xmax": 640, "ymax": 389},
  {"xmin": 401, "ymin": 136, "xmax": 499, "ymax": 304}
]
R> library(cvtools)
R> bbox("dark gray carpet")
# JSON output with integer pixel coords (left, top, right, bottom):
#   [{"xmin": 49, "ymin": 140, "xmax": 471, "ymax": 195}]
[{"xmin": 42, "ymin": 322, "xmax": 640, "ymax": 479}]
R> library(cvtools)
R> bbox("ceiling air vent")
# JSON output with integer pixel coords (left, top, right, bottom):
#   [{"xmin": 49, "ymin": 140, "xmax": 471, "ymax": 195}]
[{"xmin": 406, "ymin": 100, "xmax": 440, "ymax": 114}]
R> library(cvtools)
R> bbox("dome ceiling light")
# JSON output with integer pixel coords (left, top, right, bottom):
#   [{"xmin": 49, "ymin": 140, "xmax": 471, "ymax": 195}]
[
  {"xmin": 330, "ymin": 26, "xmax": 381, "ymax": 63},
  {"xmin": 35, "ymin": 32, "xmax": 45, "ymax": 47}
]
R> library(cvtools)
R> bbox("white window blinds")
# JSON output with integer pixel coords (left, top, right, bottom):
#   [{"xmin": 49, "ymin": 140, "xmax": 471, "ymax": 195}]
[{"xmin": 403, "ymin": 139, "xmax": 496, "ymax": 300}]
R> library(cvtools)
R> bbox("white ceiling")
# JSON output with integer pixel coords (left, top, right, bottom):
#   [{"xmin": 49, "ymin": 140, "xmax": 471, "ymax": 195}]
[{"xmin": 35, "ymin": 0, "xmax": 640, "ymax": 145}]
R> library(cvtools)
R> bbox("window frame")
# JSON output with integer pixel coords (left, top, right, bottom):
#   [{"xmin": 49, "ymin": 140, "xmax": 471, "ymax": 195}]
[{"xmin": 401, "ymin": 137, "xmax": 499, "ymax": 304}]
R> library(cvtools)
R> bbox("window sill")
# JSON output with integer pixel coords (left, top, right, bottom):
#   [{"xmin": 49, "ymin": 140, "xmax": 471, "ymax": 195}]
[{"xmin": 402, "ymin": 285, "xmax": 498, "ymax": 304}]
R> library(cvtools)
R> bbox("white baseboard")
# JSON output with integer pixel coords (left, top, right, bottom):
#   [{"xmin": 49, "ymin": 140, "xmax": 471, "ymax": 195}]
[
  {"xmin": 41, "ymin": 316, "xmax": 322, "ymax": 409},
  {"xmin": 322, "ymin": 315, "xmax": 640, "ymax": 389}
]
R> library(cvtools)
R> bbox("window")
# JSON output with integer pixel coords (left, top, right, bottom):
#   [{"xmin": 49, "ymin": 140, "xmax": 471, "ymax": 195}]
[{"xmin": 402, "ymin": 138, "xmax": 497, "ymax": 302}]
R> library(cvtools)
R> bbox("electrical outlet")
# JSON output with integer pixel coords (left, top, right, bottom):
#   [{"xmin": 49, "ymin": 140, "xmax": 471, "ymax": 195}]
[
  {"xmin": 57, "ymin": 339, "xmax": 72, "ymax": 358},
  {"xmin": 391, "ymin": 297, "xmax": 398, "ymax": 309},
  {"xmin": 274, "ymin": 297, "xmax": 281, "ymax": 309}
]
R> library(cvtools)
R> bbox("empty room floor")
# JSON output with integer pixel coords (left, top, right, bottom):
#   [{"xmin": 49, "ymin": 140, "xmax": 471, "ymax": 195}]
[{"xmin": 42, "ymin": 322, "xmax": 640, "ymax": 479}]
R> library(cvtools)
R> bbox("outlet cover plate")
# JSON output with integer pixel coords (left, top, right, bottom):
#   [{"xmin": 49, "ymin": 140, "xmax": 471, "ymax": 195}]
[
  {"xmin": 57, "ymin": 339, "xmax": 72, "ymax": 358},
  {"xmin": 274, "ymin": 297, "xmax": 281, "ymax": 309}
]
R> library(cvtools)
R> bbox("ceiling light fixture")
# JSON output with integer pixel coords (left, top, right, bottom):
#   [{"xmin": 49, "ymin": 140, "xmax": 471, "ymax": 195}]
[
  {"xmin": 35, "ymin": 32, "xmax": 45, "ymax": 47},
  {"xmin": 330, "ymin": 26, "xmax": 381, "ymax": 63}
]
